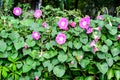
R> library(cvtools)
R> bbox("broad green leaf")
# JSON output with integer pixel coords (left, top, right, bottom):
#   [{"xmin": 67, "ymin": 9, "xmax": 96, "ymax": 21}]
[
  {"xmin": 82, "ymin": 44, "xmax": 90, "ymax": 51},
  {"xmin": 80, "ymin": 33, "xmax": 88, "ymax": 44},
  {"xmin": 53, "ymin": 65, "xmax": 65, "ymax": 77},
  {"xmin": 105, "ymin": 39, "xmax": 112, "ymax": 46},
  {"xmin": 52, "ymin": 58, "xmax": 59, "ymax": 66},
  {"xmin": 107, "ymin": 69, "xmax": 114, "ymax": 80},
  {"xmin": 48, "ymin": 63, "xmax": 54, "ymax": 72},
  {"xmin": 111, "ymin": 48, "xmax": 120, "ymax": 56},
  {"xmin": 96, "ymin": 62, "xmax": 108, "ymax": 74},
  {"xmin": 43, "ymin": 50, "xmax": 58, "ymax": 59},
  {"xmin": 67, "ymin": 41, "xmax": 73, "ymax": 48},
  {"xmin": 45, "ymin": 42, "xmax": 51, "ymax": 50},
  {"xmin": 109, "ymin": 27, "xmax": 117, "ymax": 35},
  {"xmin": 85, "ymin": 76, "xmax": 94, "ymax": 80},
  {"xmin": 14, "ymin": 37, "xmax": 25, "ymax": 50},
  {"xmin": 23, "ymin": 49, "xmax": 31, "ymax": 56},
  {"xmin": 0, "ymin": 40, "xmax": 7, "ymax": 52},
  {"xmin": 114, "ymin": 70, "xmax": 120, "ymax": 80},
  {"xmin": 20, "ymin": 19, "xmax": 33, "ymax": 26},
  {"xmin": 43, "ymin": 60, "xmax": 50, "ymax": 67},
  {"xmin": 73, "ymin": 39, "xmax": 82, "ymax": 49},
  {"xmin": 100, "ymin": 45, "xmax": 108, "ymax": 53},
  {"xmin": 0, "ymin": 30, "xmax": 8, "ymax": 38},
  {"xmin": 22, "ymin": 64, "xmax": 32, "ymax": 73},
  {"xmin": 97, "ymin": 52, "xmax": 106, "ymax": 59},
  {"xmin": 79, "ymin": 58, "xmax": 90, "ymax": 68},
  {"xmin": 58, "ymin": 51, "xmax": 67, "ymax": 63},
  {"xmin": 106, "ymin": 58, "xmax": 113, "ymax": 67},
  {"xmin": 29, "ymin": 50, "xmax": 38, "ymax": 59},
  {"xmin": 105, "ymin": 24, "xmax": 112, "ymax": 30},
  {"xmin": 2, "ymin": 69, "xmax": 7, "ymax": 78},
  {"xmin": 9, "ymin": 31, "xmax": 20, "ymax": 40},
  {"xmin": 98, "ymin": 21, "xmax": 104, "ymax": 27},
  {"xmin": 26, "ymin": 39, "xmax": 36, "ymax": 47},
  {"xmin": 26, "ymin": 57, "xmax": 34, "ymax": 65}
]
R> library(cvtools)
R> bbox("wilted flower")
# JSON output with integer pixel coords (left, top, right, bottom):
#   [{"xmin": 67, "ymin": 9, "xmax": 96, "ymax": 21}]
[
  {"xmin": 94, "ymin": 35, "xmax": 99, "ymax": 42},
  {"xmin": 42, "ymin": 21, "xmax": 48, "ymax": 28},
  {"xmin": 70, "ymin": 61, "xmax": 74, "ymax": 65},
  {"xmin": 70, "ymin": 22, "xmax": 76, "ymax": 28},
  {"xmin": 34, "ymin": 10, "xmax": 42, "ymax": 18},
  {"xmin": 34, "ymin": 76, "xmax": 39, "ymax": 80},
  {"xmin": 24, "ymin": 43, "xmax": 28, "ymax": 49},
  {"xmin": 90, "ymin": 40, "xmax": 95, "ymax": 47},
  {"xmin": 58, "ymin": 18, "xmax": 68, "ymax": 30},
  {"xmin": 56, "ymin": 33, "xmax": 66, "ymax": 45},
  {"xmin": 118, "ymin": 23, "xmax": 120, "ymax": 29},
  {"xmin": 97, "ymin": 15, "xmax": 104, "ymax": 20},
  {"xmin": 117, "ymin": 35, "xmax": 120, "ymax": 40},
  {"xmin": 93, "ymin": 47, "xmax": 98, "ymax": 53},
  {"xmin": 32, "ymin": 31, "xmax": 40, "ymax": 40},
  {"xmin": 13, "ymin": 7, "xmax": 22, "ymax": 16},
  {"xmin": 79, "ymin": 16, "xmax": 90, "ymax": 29},
  {"xmin": 86, "ymin": 27, "xmax": 93, "ymax": 34},
  {"xmin": 94, "ymin": 27, "xmax": 101, "ymax": 31}
]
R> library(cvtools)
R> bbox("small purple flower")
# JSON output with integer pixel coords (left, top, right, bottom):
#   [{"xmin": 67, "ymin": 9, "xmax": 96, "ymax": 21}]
[
  {"xmin": 13, "ymin": 7, "xmax": 22, "ymax": 16},
  {"xmin": 97, "ymin": 15, "xmax": 104, "ymax": 20},
  {"xmin": 56, "ymin": 33, "xmax": 66, "ymax": 45},
  {"xmin": 90, "ymin": 40, "xmax": 95, "ymax": 47},
  {"xmin": 117, "ymin": 35, "xmax": 120, "ymax": 40},
  {"xmin": 58, "ymin": 18, "xmax": 68, "ymax": 30},
  {"xmin": 79, "ymin": 16, "xmax": 90, "ymax": 29},
  {"xmin": 42, "ymin": 21, "xmax": 48, "ymax": 28},
  {"xmin": 32, "ymin": 31, "xmax": 40, "ymax": 40},
  {"xmin": 86, "ymin": 27, "xmax": 93, "ymax": 34},
  {"xmin": 94, "ymin": 47, "xmax": 98, "ymax": 53},
  {"xmin": 70, "ymin": 22, "xmax": 76, "ymax": 28},
  {"xmin": 34, "ymin": 10, "xmax": 42, "ymax": 18}
]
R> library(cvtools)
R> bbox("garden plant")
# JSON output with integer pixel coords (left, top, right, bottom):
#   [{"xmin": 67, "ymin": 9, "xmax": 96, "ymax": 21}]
[{"xmin": 0, "ymin": 4, "xmax": 120, "ymax": 80}]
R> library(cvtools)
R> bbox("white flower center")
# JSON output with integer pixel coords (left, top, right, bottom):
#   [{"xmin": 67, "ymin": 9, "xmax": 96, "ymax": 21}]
[
  {"xmin": 61, "ymin": 22, "xmax": 65, "ymax": 26},
  {"xmin": 37, "ymin": 13, "xmax": 40, "ymax": 16},
  {"xmin": 59, "ymin": 37, "xmax": 64, "ymax": 41},
  {"xmin": 34, "ymin": 33, "xmax": 39, "ymax": 37},
  {"xmin": 82, "ymin": 21, "xmax": 87, "ymax": 26},
  {"xmin": 16, "ymin": 10, "xmax": 19, "ymax": 13}
]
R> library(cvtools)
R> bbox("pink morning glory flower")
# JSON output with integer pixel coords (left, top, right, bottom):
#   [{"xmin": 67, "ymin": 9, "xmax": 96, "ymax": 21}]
[
  {"xmin": 90, "ymin": 40, "xmax": 95, "ymax": 47},
  {"xmin": 86, "ymin": 27, "xmax": 93, "ymax": 34},
  {"xmin": 32, "ymin": 31, "xmax": 40, "ymax": 40},
  {"xmin": 56, "ymin": 33, "xmax": 66, "ymax": 45},
  {"xmin": 42, "ymin": 21, "xmax": 48, "ymax": 28},
  {"xmin": 13, "ymin": 7, "xmax": 22, "ymax": 16},
  {"xmin": 70, "ymin": 22, "xmax": 76, "ymax": 28},
  {"xmin": 79, "ymin": 16, "xmax": 90, "ymax": 29},
  {"xmin": 58, "ymin": 18, "xmax": 68, "ymax": 30},
  {"xmin": 97, "ymin": 15, "xmax": 104, "ymax": 20},
  {"xmin": 34, "ymin": 10, "xmax": 42, "ymax": 18}
]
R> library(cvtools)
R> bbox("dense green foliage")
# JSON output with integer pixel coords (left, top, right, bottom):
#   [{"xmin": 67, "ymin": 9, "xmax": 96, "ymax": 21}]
[{"xmin": 0, "ymin": 5, "xmax": 120, "ymax": 80}]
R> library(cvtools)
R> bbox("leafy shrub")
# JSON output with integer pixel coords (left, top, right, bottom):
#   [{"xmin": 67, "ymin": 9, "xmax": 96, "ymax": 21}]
[{"xmin": 0, "ymin": 5, "xmax": 120, "ymax": 80}]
